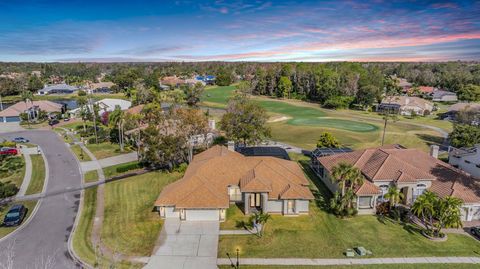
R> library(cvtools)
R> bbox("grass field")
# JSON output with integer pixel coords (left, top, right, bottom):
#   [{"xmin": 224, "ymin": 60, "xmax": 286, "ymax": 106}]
[
  {"xmin": 86, "ymin": 142, "xmax": 131, "ymax": 159},
  {"xmin": 218, "ymin": 265, "xmax": 480, "ymax": 269},
  {"xmin": 201, "ymin": 86, "xmax": 451, "ymax": 151},
  {"xmin": 25, "ymin": 154, "xmax": 45, "ymax": 195},
  {"xmin": 101, "ymin": 171, "xmax": 182, "ymax": 256},
  {"xmin": 218, "ymin": 157, "xmax": 480, "ymax": 259},
  {"xmin": 103, "ymin": 161, "xmax": 141, "ymax": 179},
  {"xmin": 84, "ymin": 170, "xmax": 99, "ymax": 183},
  {"xmin": 0, "ymin": 201, "xmax": 37, "ymax": 239},
  {"xmin": 72, "ymin": 187, "xmax": 139, "ymax": 269},
  {"xmin": 70, "ymin": 144, "xmax": 91, "ymax": 161}
]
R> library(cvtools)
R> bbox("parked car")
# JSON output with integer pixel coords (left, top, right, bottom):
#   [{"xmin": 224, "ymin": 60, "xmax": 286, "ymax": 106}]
[
  {"xmin": 3, "ymin": 204, "xmax": 27, "ymax": 227},
  {"xmin": 12, "ymin": 137, "xmax": 29, "ymax": 143},
  {"xmin": 48, "ymin": 119, "xmax": 59, "ymax": 126},
  {"xmin": 471, "ymin": 227, "xmax": 480, "ymax": 238},
  {"xmin": 0, "ymin": 147, "xmax": 18, "ymax": 155}
]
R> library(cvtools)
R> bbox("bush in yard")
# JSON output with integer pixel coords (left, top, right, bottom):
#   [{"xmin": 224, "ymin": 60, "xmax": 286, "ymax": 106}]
[
  {"xmin": 116, "ymin": 162, "xmax": 142, "ymax": 174},
  {"xmin": 174, "ymin": 163, "xmax": 188, "ymax": 173},
  {"xmin": 0, "ymin": 181, "xmax": 19, "ymax": 198},
  {"xmin": 0, "ymin": 141, "xmax": 16, "ymax": 148},
  {"xmin": 0, "ymin": 156, "xmax": 24, "ymax": 175}
]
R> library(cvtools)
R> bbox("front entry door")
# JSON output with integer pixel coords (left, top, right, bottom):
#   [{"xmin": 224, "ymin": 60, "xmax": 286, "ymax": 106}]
[
  {"xmin": 249, "ymin": 193, "xmax": 262, "ymax": 211},
  {"xmin": 287, "ymin": 200, "xmax": 295, "ymax": 214}
]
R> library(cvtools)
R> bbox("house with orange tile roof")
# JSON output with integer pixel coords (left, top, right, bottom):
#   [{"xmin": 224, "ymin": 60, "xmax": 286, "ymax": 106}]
[
  {"xmin": 313, "ymin": 145, "xmax": 480, "ymax": 221},
  {"xmin": 155, "ymin": 145, "xmax": 314, "ymax": 221}
]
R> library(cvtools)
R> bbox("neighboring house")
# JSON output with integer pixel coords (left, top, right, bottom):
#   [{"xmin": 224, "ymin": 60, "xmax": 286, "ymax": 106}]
[
  {"xmin": 449, "ymin": 145, "xmax": 480, "ymax": 178},
  {"xmin": 160, "ymin": 76, "xmax": 185, "ymax": 88},
  {"xmin": 237, "ymin": 146, "xmax": 291, "ymax": 160},
  {"xmin": 378, "ymin": 96, "xmax": 434, "ymax": 116},
  {"xmin": 196, "ymin": 75, "xmax": 216, "ymax": 85},
  {"xmin": 432, "ymin": 90, "xmax": 458, "ymax": 102},
  {"xmin": 155, "ymin": 145, "xmax": 314, "ymax": 221},
  {"xmin": 312, "ymin": 145, "xmax": 480, "ymax": 221},
  {"xmin": 37, "ymin": 83, "xmax": 78, "ymax": 95},
  {"xmin": 185, "ymin": 78, "xmax": 206, "ymax": 86},
  {"xmin": 70, "ymin": 98, "xmax": 131, "ymax": 116},
  {"xmin": 442, "ymin": 102, "xmax": 480, "ymax": 122},
  {"xmin": 87, "ymin": 82, "xmax": 115, "ymax": 94},
  {"xmin": 0, "ymin": 100, "xmax": 63, "ymax": 122},
  {"xmin": 395, "ymin": 77, "xmax": 412, "ymax": 92}
]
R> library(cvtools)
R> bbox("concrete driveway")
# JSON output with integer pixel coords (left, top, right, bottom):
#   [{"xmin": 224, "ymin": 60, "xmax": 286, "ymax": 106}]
[
  {"xmin": 144, "ymin": 220, "xmax": 219, "ymax": 269},
  {"xmin": 0, "ymin": 130, "xmax": 81, "ymax": 268},
  {"xmin": 0, "ymin": 122, "xmax": 24, "ymax": 133}
]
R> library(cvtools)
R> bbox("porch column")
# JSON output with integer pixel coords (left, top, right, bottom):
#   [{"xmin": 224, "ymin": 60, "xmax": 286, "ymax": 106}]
[
  {"xmin": 244, "ymin": 193, "xmax": 249, "ymax": 214},
  {"xmin": 261, "ymin": 193, "xmax": 268, "ymax": 213}
]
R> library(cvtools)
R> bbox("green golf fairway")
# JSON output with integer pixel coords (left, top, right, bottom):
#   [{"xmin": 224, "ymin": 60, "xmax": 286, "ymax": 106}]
[{"xmin": 202, "ymin": 86, "xmax": 378, "ymax": 133}]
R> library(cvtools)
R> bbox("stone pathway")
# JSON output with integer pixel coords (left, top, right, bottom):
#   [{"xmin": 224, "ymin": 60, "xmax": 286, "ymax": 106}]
[
  {"xmin": 144, "ymin": 219, "xmax": 219, "ymax": 269},
  {"xmin": 217, "ymin": 257, "xmax": 480, "ymax": 266}
]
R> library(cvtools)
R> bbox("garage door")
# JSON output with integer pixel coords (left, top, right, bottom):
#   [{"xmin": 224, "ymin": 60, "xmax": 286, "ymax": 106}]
[
  {"xmin": 186, "ymin": 209, "xmax": 219, "ymax": 221},
  {"xmin": 6, "ymin": 116, "xmax": 20, "ymax": 122}
]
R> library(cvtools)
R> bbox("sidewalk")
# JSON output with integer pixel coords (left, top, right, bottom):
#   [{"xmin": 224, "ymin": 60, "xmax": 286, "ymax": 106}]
[
  {"xmin": 16, "ymin": 146, "xmax": 42, "ymax": 197},
  {"xmin": 80, "ymin": 152, "xmax": 138, "ymax": 172},
  {"xmin": 217, "ymin": 257, "xmax": 480, "ymax": 266}
]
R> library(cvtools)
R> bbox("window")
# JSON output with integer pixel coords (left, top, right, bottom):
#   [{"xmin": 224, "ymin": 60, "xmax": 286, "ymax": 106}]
[
  {"xmin": 249, "ymin": 193, "xmax": 261, "ymax": 207},
  {"xmin": 228, "ymin": 185, "xmax": 241, "ymax": 201},
  {"xmin": 358, "ymin": 196, "xmax": 372, "ymax": 208},
  {"xmin": 414, "ymin": 184, "xmax": 427, "ymax": 200},
  {"xmin": 378, "ymin": 185, "xmax": 389, "ymax": 202}
]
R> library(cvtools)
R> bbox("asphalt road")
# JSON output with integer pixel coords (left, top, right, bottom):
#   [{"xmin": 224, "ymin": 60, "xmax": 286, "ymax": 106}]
[{"xmin": 0, "ymin": 130, "xmax": 81, "ymax": 269}]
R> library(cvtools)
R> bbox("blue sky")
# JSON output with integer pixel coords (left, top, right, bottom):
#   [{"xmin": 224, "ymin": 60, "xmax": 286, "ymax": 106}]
[{"xmin": 0, "ymin": 0, "xmax": 479, "ymax": 62}]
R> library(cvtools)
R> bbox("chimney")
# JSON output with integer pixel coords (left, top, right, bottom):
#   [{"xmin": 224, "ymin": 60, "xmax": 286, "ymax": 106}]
[
  {"xmin": 208, "ymin": 119, "xmax": 216, "ymax": 130},
  {"xmin": 227, "ymin": 141, "xmax": 235, "ymax": 152},
  {"xmin": 430, "ymin": 145, "xmax": 439, "ymax": 159}
]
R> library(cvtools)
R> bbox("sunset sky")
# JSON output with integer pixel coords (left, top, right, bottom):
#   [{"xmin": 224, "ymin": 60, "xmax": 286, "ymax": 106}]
[{"xmin": 0, "ymin": 0, "xmax": 479, "ymax": 62}]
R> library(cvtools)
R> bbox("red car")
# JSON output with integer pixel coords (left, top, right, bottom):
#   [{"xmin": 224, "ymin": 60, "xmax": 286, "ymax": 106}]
[{"xmin": 0, "ymin": 147, "xmax": 18, "ymax": 155}]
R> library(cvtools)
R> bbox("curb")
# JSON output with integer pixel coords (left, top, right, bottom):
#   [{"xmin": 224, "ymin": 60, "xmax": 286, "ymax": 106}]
[{"xmin": 66, "ymin": 139, "xmax": 94, "ymax": 269}]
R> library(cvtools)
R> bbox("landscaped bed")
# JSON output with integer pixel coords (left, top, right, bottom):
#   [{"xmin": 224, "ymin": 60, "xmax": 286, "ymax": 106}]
[
  {"xmin": 70, "ymin": 144, "xmax": 91, "ymax": 161},
  {"xmin": 101, "ymin": 171, "xmax": 182, "ymax": 257},
  {"xmin": 218, "ymin": 160, "xmax": 480, "ymax": 259},
  {"xmin": 25, "ymin": 154, "xmax": 46, "ymax": 195}
]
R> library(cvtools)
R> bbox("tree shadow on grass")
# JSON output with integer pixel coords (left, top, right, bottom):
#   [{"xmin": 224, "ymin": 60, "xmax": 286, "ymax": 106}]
[
  {"xmin": 298, "ymin": 159, "xmax": 333, "ymax": 212},
  {"xmin": 416, "ymin": 133, "xmax": 445, "ymax": 146}
]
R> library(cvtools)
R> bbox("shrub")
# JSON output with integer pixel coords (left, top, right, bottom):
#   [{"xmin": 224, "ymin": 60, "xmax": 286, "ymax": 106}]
[
  {"xmin": 174, "ymin": 163, "xmax": 188, "ymax": 173},
  {"xmin": 0, "ymin": 181, "xmax": 19, "ymax": 198},
  {"xmin": 0, "ymin": 141, "xmax": 16, "ymax": 148},
  {"xmin": 213, "ymin": 136, "xmax": 227, "ymax": 146},
  {"xmin": 323, "ymin": 96, "xmax": 354, "ymax": 109},
  {"xmin": 116, "ymin": 162, "xmax": 141, "ymax": 174}
]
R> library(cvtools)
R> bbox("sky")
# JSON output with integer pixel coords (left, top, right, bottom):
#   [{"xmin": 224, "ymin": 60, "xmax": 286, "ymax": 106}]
[{"xmin": 0, "ymin": 0, "xmax": 479, "ymax": 62}]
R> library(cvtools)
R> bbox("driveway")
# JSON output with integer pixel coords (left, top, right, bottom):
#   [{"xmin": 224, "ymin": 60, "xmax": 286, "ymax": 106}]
[
  {"xmin": 0, "ymin": 130, "xmax": 81, "ymax": 268},
  {"xmin": 144, "ymin": 220, "xmax": 219, "ymax": 269},
  {"xmin": 0, "ymin": 122, "xmax": 24, "ymax": 133}
]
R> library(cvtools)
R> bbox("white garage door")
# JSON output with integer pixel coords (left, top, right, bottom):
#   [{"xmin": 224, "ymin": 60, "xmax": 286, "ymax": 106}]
[
  {"xmin": 165, "ymin": 207, "xmax": 180, "ymax": 218},
  {"xmin": 186, "ymin": 209, "xmax": 219, "ymax": 221}
]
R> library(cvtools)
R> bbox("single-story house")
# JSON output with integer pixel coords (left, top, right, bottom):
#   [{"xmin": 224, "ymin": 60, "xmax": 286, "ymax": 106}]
[
  {"xmin": 87, "ymin": 82, "xmax": 115, "ymax": 94},
  {"xmin": 378, "ymin": 96, "xmax": 434, "ymax": 116},
  {"xmin": 37, "ymin": 83, "xmax": 78, "ymax": 95},
  {"xmin": 449, "ymin": 145, "xmax": 480, "ymax": 178},
  {"xmin": 312, "ymin": 145, "xmax": 480, "ymax": 221},
  {"xmin": 70, "ymin": 98, "xmax": 131, "ymax": 116},
  {"xmin": 155, "ymin": 145, "xmax": 314, "ymax": 221},
  {"xmin": 442, "ymin": 102, "xmax": 480, "ymax": 121},
  {"xmin": 432, "ymin": 90, "xmax": 458, "ymax": 102},
  {"xmin": 0, "ymin": 100, "xmax": 63, "ymax": 122},
  {"xmin": 160, "ymin": 76, "xmax": 185, "ymax": 88},
  {"xmin": 196, "ymin": 75, "xmax": 216, "ymax": 85}
]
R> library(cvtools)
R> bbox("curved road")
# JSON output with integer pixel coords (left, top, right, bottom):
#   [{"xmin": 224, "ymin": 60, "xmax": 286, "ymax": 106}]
[{"xmin": 0, "ymin": 130, "xmax": 81, "ymax": 269}]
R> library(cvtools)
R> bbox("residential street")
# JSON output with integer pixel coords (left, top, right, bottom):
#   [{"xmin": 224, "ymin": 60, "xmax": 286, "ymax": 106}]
[{"xmin": 0, "ymin": 130, "xmax": 81, "ymax": 269}]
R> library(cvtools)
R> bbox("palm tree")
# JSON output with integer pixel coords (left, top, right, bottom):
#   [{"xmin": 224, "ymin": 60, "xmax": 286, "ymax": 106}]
[
  {"xmin": 384, "ymin": 187, "xmax": 404, "ymax": 209},
  {"xmin": 331, "ymin": 162, "xmax": 354, "ymax": 197},
  {"xmin": 77, "ymin": 96, "xmax": 88, "ymax": 132},
  {"xmin": 109, "ymin": 106, "xmax": 125, "ymax": 151},
  {"xmin": 435, "ymin": 196, "xmax": 463, "ymax": 236},
  {"xmin": 21, "ymin": 90, "xmax": 33, "ymax": 128},
  {"xmin": 411, "ymin": 191, "xmax": 436, "ymax": 233}
]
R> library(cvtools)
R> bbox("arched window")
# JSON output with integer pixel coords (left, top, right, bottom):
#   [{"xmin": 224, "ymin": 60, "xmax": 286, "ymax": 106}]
[{"xmin": 378, "ymin": 185, "xmax": 389, "ymax": 202}]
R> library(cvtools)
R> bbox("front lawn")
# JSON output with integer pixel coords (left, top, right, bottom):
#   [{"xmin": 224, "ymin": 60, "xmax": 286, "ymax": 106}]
[
  {"xmin": 101, "ymin": 171, "xmax": 182, "ymax": 256},
  {"xmin": 85, "ymin": 142, "xmax": 131, "ymax": 159},
  {"xmin": 218, "ymin": 160, "xmax": 480, "ymax": 259},
  {"xmin": 84, "ymin": 170, "xmax": 98, "ymax": 183},
  {"xmin": 25, "ymin": 154, "xmax": 46, "ymax": 195},
  {"xmin": 70, "ymin": 144, "xmax": 91, "ymax": 161},
  {"xmin": 0, "ymin": 201, "xmax": 37, "ymax": 239},
  {"xmin": 0, "ymin": 155, "xmax": 25, "ymax": 188}
]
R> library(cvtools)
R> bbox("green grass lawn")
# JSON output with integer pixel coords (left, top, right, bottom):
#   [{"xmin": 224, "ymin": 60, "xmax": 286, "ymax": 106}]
[
  {"xmin": 71, "ymin": 188, "xmax": 139, "ymax": 269},
  {"xmin": 101, "ymin": 171, "xmax": 182, "ymax": 256},
  {"xmin": 25, "ymin": 154, "xmax": 45, "ymax": 195},
  {"xmin": 70, "ymin": 144, "xmax": 91, "ymax": 161},
  {"xmin": 218, "ymin": 265, "xmax": 480, "ymax": 269},
  {"xmin": 218, "ymin": 159, "xmax": 480, "ymax": 259},
  {"xmin": 0, "ymin": 155, "xmax": 25, "ymax": 189},
  {"xmin": 84, "ymin": 170, "xmax": 99, "ymax": 183},
  {"xmin": 201, "ymin": 86, "xmax": 449, "ymax": 151},
  {"xmin": 85, "ymin": 142, "xmax": 131, "ymax": 160},
  {"xmin": 0, "ymin": 201, "xmax": 37, "ymax": 239}
]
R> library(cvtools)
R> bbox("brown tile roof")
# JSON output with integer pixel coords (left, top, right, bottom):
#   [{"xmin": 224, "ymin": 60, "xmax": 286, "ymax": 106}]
[
  {"xmin": 318, "ymin": 145, "xmax": 480, "ymax": 203},
  {"xmin": 381, "ymin": 96, "xmax": 433, "ymax": 110},
  {"xmin": 126, "ymin": 104, "xmax": 144, "ymax": 115},
  {"xmin": 155, "ymin": 145, "xmax": 314, "ymax": 209},
  {"xmin": 355, "ymin": 180, "xmax": 381, "ymax": 195},
  {"xmin": 0, "ymin": 100, "xmax": 62, "ymax": 117}
]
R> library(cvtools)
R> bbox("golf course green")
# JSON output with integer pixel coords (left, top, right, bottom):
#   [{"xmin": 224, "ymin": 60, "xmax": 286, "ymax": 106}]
[{"xmin": 202, "ymin": 86, "xmax": 378, "ymax": 133}]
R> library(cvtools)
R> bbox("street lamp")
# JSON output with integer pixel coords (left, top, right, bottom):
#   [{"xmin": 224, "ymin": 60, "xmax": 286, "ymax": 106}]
[{"xmin": 226, "ymin": 248, "xmax": 240, "ymax": 269}]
